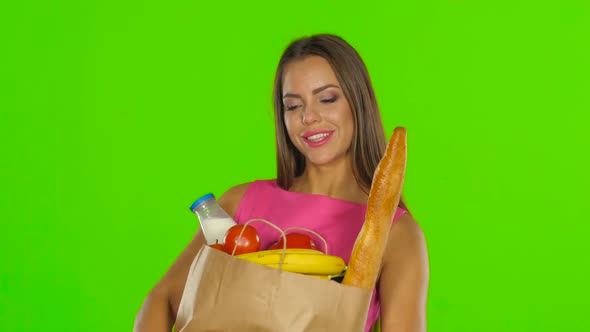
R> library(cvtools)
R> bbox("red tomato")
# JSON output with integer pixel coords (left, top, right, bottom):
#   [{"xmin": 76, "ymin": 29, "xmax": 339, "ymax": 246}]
[
  {"xmin": 223, "ymin": 225, "xmax": 260, "ymax": 255},
  {"xmin": 269, "ymin": 233, "xmax": 317, "ymax": 250},
  {"xmin": 210, "ymin": 240, "xmax": 225, "ymax": 251}
]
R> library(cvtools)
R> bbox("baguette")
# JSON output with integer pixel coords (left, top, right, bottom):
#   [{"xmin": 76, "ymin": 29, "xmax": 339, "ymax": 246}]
[{"xmin": 342, "ymin": 127, "xmax": 407, "ymax": 290}]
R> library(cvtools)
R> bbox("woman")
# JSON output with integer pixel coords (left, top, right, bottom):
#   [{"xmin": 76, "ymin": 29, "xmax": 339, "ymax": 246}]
[{"xmin": 134, "ymin": 34, "xmax": 429, "ymax": 332}]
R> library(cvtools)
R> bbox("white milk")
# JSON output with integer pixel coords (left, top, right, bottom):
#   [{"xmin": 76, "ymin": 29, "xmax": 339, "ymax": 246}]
[{"xmin": 201, "ymin": 217, "xmax": 237, "ymax": 245}]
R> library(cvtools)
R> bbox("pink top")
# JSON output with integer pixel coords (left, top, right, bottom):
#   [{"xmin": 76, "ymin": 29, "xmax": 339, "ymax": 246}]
[{"xmin": 233, "ymin": 179, "xmax": 409, "ymax": 332}]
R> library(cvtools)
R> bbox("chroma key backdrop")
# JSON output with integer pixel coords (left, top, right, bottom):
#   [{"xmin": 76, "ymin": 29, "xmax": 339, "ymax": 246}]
[{"xmin": 1, "ymin": 1, "xmax": 589, "ymax": 331}]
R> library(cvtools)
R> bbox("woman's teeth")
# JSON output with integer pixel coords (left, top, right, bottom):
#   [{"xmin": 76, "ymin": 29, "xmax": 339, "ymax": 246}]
[{"xmin": 307, "ymin": 133, "xmax": 330, "ymax": 142}]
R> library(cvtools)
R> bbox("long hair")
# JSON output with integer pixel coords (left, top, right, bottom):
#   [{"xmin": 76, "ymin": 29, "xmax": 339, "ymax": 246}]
[{"xmin": 272, "ymin": 34, "xmax": 407, "ymax": 210}]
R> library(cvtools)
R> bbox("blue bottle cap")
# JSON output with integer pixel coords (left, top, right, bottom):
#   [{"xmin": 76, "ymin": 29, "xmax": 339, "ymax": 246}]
[{"xmin": 190, "ymin": 193, "xmax": 215, "ymax": 212}]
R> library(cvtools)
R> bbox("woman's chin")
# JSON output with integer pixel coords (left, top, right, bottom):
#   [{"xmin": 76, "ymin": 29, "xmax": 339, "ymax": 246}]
[{"xmin": 305, "ymin": 154, "xmax": 348, "ymax": 168}]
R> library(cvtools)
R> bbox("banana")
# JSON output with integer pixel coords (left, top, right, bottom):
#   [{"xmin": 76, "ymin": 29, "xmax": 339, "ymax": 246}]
[
  {"xmin": 305, "ymin": 273, "xmax": 341, "ymax": 279},
  {"xmin": 235, "ymin": 248, "xmax": 324, "ymax": 260},
  {"xmin": 235, "ymin": 250, "xmax": 346, "ymax": 275},
  {"xmin": 305, "ymin": 274, "xmax": 331, "ymax": 280}
]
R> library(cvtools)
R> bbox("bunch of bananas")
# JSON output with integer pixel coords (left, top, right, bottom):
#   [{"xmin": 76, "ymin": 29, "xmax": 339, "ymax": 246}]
[{"xmin": 235, "ymin": 248, "xmax": 347, "ymax": 282}]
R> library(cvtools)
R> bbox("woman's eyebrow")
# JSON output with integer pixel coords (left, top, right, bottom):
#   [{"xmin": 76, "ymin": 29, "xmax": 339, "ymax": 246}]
[{"xmin": 282, "ymin": 84, "xmax": 340, "ymax": 99}]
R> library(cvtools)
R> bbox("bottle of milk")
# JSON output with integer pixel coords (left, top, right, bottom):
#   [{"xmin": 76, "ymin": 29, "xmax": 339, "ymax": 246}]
[{"xmin": 190, "ymin": 193, "xmax": 237, "ymax": 245}]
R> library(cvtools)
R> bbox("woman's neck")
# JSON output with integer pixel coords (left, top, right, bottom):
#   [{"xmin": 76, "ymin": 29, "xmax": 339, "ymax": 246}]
[{"xmin": 289, "ymin": 157, "xmax": 368, "ymax": 204}]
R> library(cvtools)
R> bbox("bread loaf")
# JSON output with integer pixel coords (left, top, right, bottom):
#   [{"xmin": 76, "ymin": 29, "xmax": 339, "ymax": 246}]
[{"xmin": 342, "ymin": 127, "xmax": 407, "ymax": 290}]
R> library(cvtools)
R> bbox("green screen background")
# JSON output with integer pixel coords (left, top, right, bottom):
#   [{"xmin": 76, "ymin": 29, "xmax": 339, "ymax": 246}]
[{"xmin": 1, "ymin": 1, "xmax": 589, "ymax": 331}]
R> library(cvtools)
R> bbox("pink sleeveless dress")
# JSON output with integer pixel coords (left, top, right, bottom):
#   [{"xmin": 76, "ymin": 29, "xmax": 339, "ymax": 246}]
[{"xmin": 233, "ymin": 179, "xmax": 409, "ymax": 332}]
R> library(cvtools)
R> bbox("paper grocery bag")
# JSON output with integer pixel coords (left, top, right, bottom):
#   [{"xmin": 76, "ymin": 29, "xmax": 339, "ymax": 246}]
[{"xmin": 174, "ymin": 245, "xmax": 372, "ymax": 332}]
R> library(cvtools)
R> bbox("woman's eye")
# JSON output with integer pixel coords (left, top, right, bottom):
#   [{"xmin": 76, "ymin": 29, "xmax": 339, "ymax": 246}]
[
  {"xmin": 321, "ymin": 96, "xmax": 338, "ymax": 104},
  {"xmin": 286, "ymin": 104, "xmax": 300, "ymax": 111}
]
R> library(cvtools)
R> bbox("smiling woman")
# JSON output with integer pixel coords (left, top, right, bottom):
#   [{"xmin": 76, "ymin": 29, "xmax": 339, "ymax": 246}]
[
  {"xmin": 133, "ymin": 34, "xmax": 429, "ymax": 332},
  {"xmin": 281, "ymin": 56, "xmax": 356, "ymax": 172}
]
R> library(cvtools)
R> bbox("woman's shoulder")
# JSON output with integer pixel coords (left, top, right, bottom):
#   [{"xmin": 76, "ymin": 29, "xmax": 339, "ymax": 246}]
[{"xmin": 217, "ymin": 179, "xmax": 276, "ymax": 217}]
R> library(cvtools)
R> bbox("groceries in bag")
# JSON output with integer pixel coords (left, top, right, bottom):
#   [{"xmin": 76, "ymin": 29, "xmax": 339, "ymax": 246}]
[
  {"xmin": 175, "ymin": 127, "xmax": 407, "ymax": 332},
  {"xmin": 189, "ymin": 193, "xmax": 237, "ymax": 245},
  {"xmin": 197, "ymin": 215, "xmax": 348, "ymax": 283},
  {"xmin": 343, "ymin": 127, "xmax": 407, "ymax": 289}
]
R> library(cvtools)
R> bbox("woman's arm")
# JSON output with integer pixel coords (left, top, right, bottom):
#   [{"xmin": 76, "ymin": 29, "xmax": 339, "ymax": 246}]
[
  {"xmin": 133, "ymin": 182, "xmax": 251, "ymax": 332},
  {"xmin": 378, "ymin": 213, "xmax": 430, "ymax": 332},
  {"xmin": 133, "ymin": 228, "xmax": 207, "ymax": 332}
]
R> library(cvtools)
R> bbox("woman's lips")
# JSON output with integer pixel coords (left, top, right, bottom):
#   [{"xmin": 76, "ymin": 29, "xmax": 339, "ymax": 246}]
[{"xmin": 302, "ymin": 130, "xmax": 334, "ymax": 148}]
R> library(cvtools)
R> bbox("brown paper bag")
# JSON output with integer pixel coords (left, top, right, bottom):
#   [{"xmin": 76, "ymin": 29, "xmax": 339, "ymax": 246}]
[{"xmin": 174, "ymin": 244, "xmax": 373, "ymax": 332}]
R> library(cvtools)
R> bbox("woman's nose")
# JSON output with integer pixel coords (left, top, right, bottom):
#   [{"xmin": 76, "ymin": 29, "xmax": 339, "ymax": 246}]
[{"xmin": 302, "ymin": 106, "xmax": 320, "ymax": 125}]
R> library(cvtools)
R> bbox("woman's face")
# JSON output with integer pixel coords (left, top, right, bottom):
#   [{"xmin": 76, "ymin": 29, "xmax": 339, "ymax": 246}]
[{"xmin": 282, "ymin": 56, "xmax": 355, "ymax": 168}]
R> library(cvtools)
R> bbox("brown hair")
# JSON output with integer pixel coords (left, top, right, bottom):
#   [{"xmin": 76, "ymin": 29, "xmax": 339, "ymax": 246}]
[{"xmin": 272, "ymin": 34, "xmax": 407, "ymax": 210}]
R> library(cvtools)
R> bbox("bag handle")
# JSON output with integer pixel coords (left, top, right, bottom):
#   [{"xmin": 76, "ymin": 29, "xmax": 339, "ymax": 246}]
[
  {"xmin": 232, "ymin": 218, "xmax": 288, "ymax": 270},
  {"xmin": 282, "ymin": 227, "xmax": 329, "ymax": 255}
]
